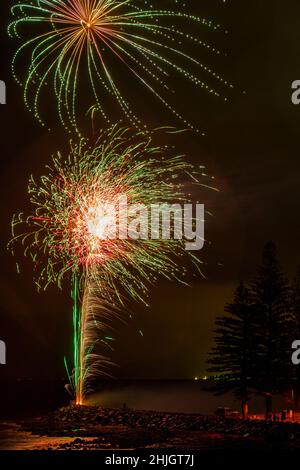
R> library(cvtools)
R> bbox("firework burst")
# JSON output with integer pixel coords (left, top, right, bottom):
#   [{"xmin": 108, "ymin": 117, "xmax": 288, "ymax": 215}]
[
  {"xmin": 9, "ymin": 0, "xmax": 231, "ymax": 133},
  {"xmin": 10, "ymin": 124, "xmax": 215, "ymax": 403}
]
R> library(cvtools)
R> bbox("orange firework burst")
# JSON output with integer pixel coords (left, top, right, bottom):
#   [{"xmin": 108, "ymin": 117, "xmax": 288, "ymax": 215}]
[{"xmin": 10, "ymin": 124, "xmax": 216, "ymax": 403}]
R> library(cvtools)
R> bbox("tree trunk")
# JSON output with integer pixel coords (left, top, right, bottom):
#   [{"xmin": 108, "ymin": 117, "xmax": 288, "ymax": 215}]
[
  {"xmin": 265, "ymin": 394, "xmax": 272, "ymax": 420},
  {"xmin": 242, "ymin": 400, "xmax": 249, "ymax": 420}
]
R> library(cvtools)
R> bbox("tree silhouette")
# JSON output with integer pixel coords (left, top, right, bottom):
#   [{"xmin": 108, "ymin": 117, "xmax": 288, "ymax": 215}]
[
  {"xmin": 208, "ymin": 242, "xmax": 294, "ymax": 420},
  {"xmin": 207, "ymin": 282, "xmax": 255, "ymax": 419},
  {"xmin": 249, "ymin": 241, "xmax": 291, "ymax": 419}
]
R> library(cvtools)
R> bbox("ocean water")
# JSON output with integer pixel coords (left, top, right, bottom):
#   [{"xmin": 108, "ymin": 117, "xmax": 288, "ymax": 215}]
[
  {"xmin": 88, "ymin": 380, "xmax": 237, "ymax": 414},
  {"xmin": 88, "ymin": 380, "xmax": 291, "ymax": 416},
  {"xmin": 0, "ymin": 379, "xmax": 293, "ymax": 420}
]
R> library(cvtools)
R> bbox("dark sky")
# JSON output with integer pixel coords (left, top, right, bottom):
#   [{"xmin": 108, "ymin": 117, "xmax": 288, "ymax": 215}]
[{"xmin": 1, "ymin": 0, "xmax": 300, "ymax": 381}]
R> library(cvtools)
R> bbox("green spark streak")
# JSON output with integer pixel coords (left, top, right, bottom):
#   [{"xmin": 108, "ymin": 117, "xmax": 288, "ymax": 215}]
[{"xmin": 72, "ymin": 272, "xmax": 79, "ymax": 395}]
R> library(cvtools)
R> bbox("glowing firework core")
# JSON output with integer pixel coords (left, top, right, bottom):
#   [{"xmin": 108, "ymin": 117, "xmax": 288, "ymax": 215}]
[
  {"xmin": 86, "ymin": 204, "xmax": 116, "ymax": 240},
  {"xmin": 69, "ymin": 188, "xmax": 127, "ymax": 264}
]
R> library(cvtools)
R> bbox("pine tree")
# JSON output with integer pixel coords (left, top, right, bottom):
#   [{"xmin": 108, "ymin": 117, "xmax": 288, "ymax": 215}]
[
  {"xmin": 250, "ymin": 241, "xmax": 291, "ymax": 419},
  {"xmin": 207, "ymin": 282, "xmax": 255, "ymax": 419}
]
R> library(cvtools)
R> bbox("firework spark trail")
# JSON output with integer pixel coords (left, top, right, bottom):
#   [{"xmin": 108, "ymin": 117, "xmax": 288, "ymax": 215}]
[
  {"xmin": 9, "ymin": 124, "xmax": 217, "ymax": 402},
  {"xmin": 9, "ymin": 0, "xmax": 231, "ymax": 134},
  {"xmin": 76, "ymin": 278, "xmax": 118, "ymax": 405},
  {"xmin": 65, "ymin": 273, "xmax": 117, "ymax": 404}
]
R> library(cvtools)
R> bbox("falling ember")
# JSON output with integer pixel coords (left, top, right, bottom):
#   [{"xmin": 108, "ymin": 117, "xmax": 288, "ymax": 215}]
[
  {"xmin": 8, "ymin": 0, "xmax": 231, "ymax": 133},
  {"xmin": 9, "ymin": 124, "xmax": 215, "ymax": 403}
]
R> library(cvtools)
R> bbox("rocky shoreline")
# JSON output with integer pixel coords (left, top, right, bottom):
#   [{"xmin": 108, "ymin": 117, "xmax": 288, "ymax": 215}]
[{"xmin": 9, "ymin": 405, "xmax": 300, "ymax": 450}]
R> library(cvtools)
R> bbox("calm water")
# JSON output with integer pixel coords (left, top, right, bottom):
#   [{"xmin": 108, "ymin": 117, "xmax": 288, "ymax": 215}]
[
  {"xmin": 88, "ymin": 380, "xmax": 290, "ymax": 415},
  {"xmin": 0, "ymin": 379, "xmax": 292, "ymax": 420}
]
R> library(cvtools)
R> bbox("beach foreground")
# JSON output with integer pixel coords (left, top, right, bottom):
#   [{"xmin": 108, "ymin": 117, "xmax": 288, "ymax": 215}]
[{"xmin": 2, "ymin": 406, "xmax": 300, "ymax": 451}]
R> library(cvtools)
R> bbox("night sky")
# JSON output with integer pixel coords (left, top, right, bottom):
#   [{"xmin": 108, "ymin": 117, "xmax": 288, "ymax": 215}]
[{"xmin": 1, "ymin": 0, "xmax": 300, "ymax": 381}]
